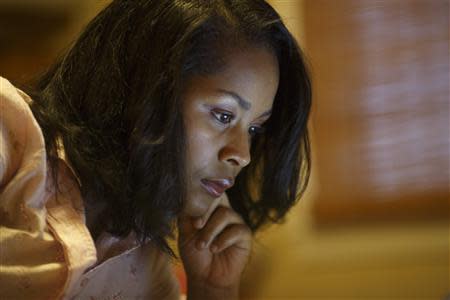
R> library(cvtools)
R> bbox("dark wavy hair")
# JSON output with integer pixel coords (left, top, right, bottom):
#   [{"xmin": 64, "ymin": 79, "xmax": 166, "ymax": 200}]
[{"xmin": 29, "ymin": 0, "xmax": 311, "ymax": 255}]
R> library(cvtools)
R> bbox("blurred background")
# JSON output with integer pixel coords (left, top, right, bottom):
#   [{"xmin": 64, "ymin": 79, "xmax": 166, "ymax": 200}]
[{"xmin": 1, "ymin": 0, "xmax": 448, "ymax": 299}]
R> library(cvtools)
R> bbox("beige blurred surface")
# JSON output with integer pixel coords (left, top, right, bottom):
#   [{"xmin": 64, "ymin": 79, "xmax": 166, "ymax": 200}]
[
  {"xmin": 0, "ymin": 1, "xmax": 448, "ymax": 299},
  {"xmin": 239, "ymin": 1, "xmax": 449, "ymax": 299},
  {"xmin": 307, "ymin": 0, "xmax": 449, "ymax": 226}
]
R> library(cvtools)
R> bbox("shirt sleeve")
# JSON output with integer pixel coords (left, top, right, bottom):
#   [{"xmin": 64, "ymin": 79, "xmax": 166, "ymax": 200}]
[{"xmin": 0, "ymin": 77, "xmax": 68, "ymax": 300}]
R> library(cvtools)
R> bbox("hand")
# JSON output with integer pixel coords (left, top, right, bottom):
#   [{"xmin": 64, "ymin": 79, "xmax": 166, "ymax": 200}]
[{"xmin": 177, "ymin": 193, "xmax": 252, "ymax": 298}]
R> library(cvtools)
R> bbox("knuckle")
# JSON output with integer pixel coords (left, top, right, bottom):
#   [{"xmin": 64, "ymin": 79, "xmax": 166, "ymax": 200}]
[
  {"xmin": 227, "ymin": 224, "xmax": 243, "ymax": 235},
  {"xmin": 236, "ymin": 223, "xmax": 251, "ymax": 235}
]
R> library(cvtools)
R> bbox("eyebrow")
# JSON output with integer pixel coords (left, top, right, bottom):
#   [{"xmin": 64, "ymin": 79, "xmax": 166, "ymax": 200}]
[
  {"xmin": 217, "ymin": 89, "xmax": 251, "ymax": 110},
  {"xmin": 216, "ymin": 89, "xmax": 272, "ymax": 118}
]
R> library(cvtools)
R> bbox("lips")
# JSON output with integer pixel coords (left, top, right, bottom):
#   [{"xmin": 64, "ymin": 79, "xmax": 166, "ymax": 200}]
[{"xmin": 200, "ymin": 178, "xmax": 234, "ymax": 198}]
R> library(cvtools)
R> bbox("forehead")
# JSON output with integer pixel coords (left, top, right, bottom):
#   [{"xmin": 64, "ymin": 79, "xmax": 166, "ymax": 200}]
[{"xmin": 183, "ymin": 46, "xmax": 279, "ymax": 114}]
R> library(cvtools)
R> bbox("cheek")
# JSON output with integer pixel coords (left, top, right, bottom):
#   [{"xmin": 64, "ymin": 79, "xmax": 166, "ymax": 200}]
[
  {"xmin": 186, "ymin": 130, "xmax": 215, "ymax": 166},
  {"xmin": 185, "ymin": 118, "xmax": 215, "ymax": 170},
  {"xmin": 184, "ymin": 106, "xmax": 223, "ymax": 177}
]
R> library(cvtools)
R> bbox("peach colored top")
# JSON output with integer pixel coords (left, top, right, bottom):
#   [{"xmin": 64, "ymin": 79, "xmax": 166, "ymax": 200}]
[{"xmin": 0, "ymin": 77, "xmax": 180, "ymax": 299}]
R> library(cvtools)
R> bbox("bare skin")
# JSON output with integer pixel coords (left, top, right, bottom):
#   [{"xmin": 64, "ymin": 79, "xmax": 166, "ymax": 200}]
[
  {"xmin": 178, "ymin": 194, "xmax": 250, "ymax": 299},
  {"xmin": 179, "ymin": 46, "xmax": 279, "ymax": 299}
]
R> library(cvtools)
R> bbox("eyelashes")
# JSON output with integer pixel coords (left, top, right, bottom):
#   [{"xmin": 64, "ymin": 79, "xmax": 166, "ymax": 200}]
[
  {"xmin": 210, "ymin": 109, "xmax": 266, "ymax": 138},
  {"xmin": 211, "ymin": 110, "xmax": 234, "ymax": 124},
  {"xmin": 248, "ymin": 125, "xmax": 265, "ymax": 137}
]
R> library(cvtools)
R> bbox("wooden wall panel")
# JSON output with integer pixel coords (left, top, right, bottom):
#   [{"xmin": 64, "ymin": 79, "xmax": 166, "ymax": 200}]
[{"xmin": 304, "ymin": 0, "xmax": 449, "ymax": 225}]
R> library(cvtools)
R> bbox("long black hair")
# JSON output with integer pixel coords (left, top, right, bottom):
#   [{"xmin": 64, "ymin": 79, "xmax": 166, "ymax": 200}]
[{"xmin": 29, "ymin": 0, "xmax": 311, "ymax": 255}]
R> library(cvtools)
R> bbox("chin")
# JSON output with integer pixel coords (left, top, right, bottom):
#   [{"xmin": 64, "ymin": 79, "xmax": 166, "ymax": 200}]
[
  {"xmin": 183, "ymin": 195, "xmax": 209, "ymax": 217},
  {"xmin": 183, "ymin": 206, "xmax": 206, "ymax": 218}
]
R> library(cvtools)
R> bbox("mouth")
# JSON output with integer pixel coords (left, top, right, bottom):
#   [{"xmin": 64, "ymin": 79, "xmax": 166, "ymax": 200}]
[{"xmin": 200, "ymin": 178, "xmax": 234, "ymax": 198}]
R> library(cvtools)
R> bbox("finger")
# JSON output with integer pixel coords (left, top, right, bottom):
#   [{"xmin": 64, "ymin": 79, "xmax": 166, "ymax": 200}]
[
  {"xmin": 178, "ymin": 193, "xmax": 231, "ymax": 247},
  {"xmin": 210, "ymin": 224, "xmax": 252, "ymax": 253},
  {"xmin": 195, "ymin": 206, "xmax": 243, "ymax": 250},
  {"xmin": 194, "ymin": 192, "xmax": 230, "ymax": 229}
]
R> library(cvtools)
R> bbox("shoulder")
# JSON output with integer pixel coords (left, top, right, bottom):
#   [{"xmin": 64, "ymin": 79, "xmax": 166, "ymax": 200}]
[
  {"xmin": 0, "ymin": 77, "xmax": 34, "ymax": 117},
  {"xmin": 0, "ymin": 77, "xmax": 45, "ymax": 187},
  {"xmin": 0, "ymin": 76, "xmax": 48, "ymax": 228}
]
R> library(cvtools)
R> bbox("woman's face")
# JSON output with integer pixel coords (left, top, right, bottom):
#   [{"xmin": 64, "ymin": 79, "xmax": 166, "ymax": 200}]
[{"xmin": 182, "ymin": 46, "xmax": 279, "ymax": 217}]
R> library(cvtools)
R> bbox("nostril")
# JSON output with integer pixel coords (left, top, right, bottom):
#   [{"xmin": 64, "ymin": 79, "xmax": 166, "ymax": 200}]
[
  {"xmin": 226, "ymin": 158, "xmax": 240, "ymax": 166},
  {"xmin": 219, "ymin": 141, "xmax": 251, "ymax": 167},
  {"xmin": 226, "ymin": 155, "xmax": 250, "ymax": 167}
]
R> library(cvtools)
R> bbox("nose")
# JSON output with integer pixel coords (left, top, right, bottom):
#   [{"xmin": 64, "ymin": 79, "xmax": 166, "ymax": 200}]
[{"xmin": 218, "ymin": 128, "xmax": 251, "ymax": 168}]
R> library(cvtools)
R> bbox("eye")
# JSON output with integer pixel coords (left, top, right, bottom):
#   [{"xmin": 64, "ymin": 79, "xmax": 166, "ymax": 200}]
[
  {"xmin": 248, "ymin": 125, "xmax": 265, "ymax": 137},
  {"xmin": 211, "ymin": 110, "xmax": 235, "ymax": 124}
]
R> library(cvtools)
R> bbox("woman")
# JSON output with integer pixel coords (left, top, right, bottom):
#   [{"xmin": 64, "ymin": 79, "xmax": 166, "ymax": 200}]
[{"xmin": 0, "ymin": 0, "xmax": 311, "ymax": 299}]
